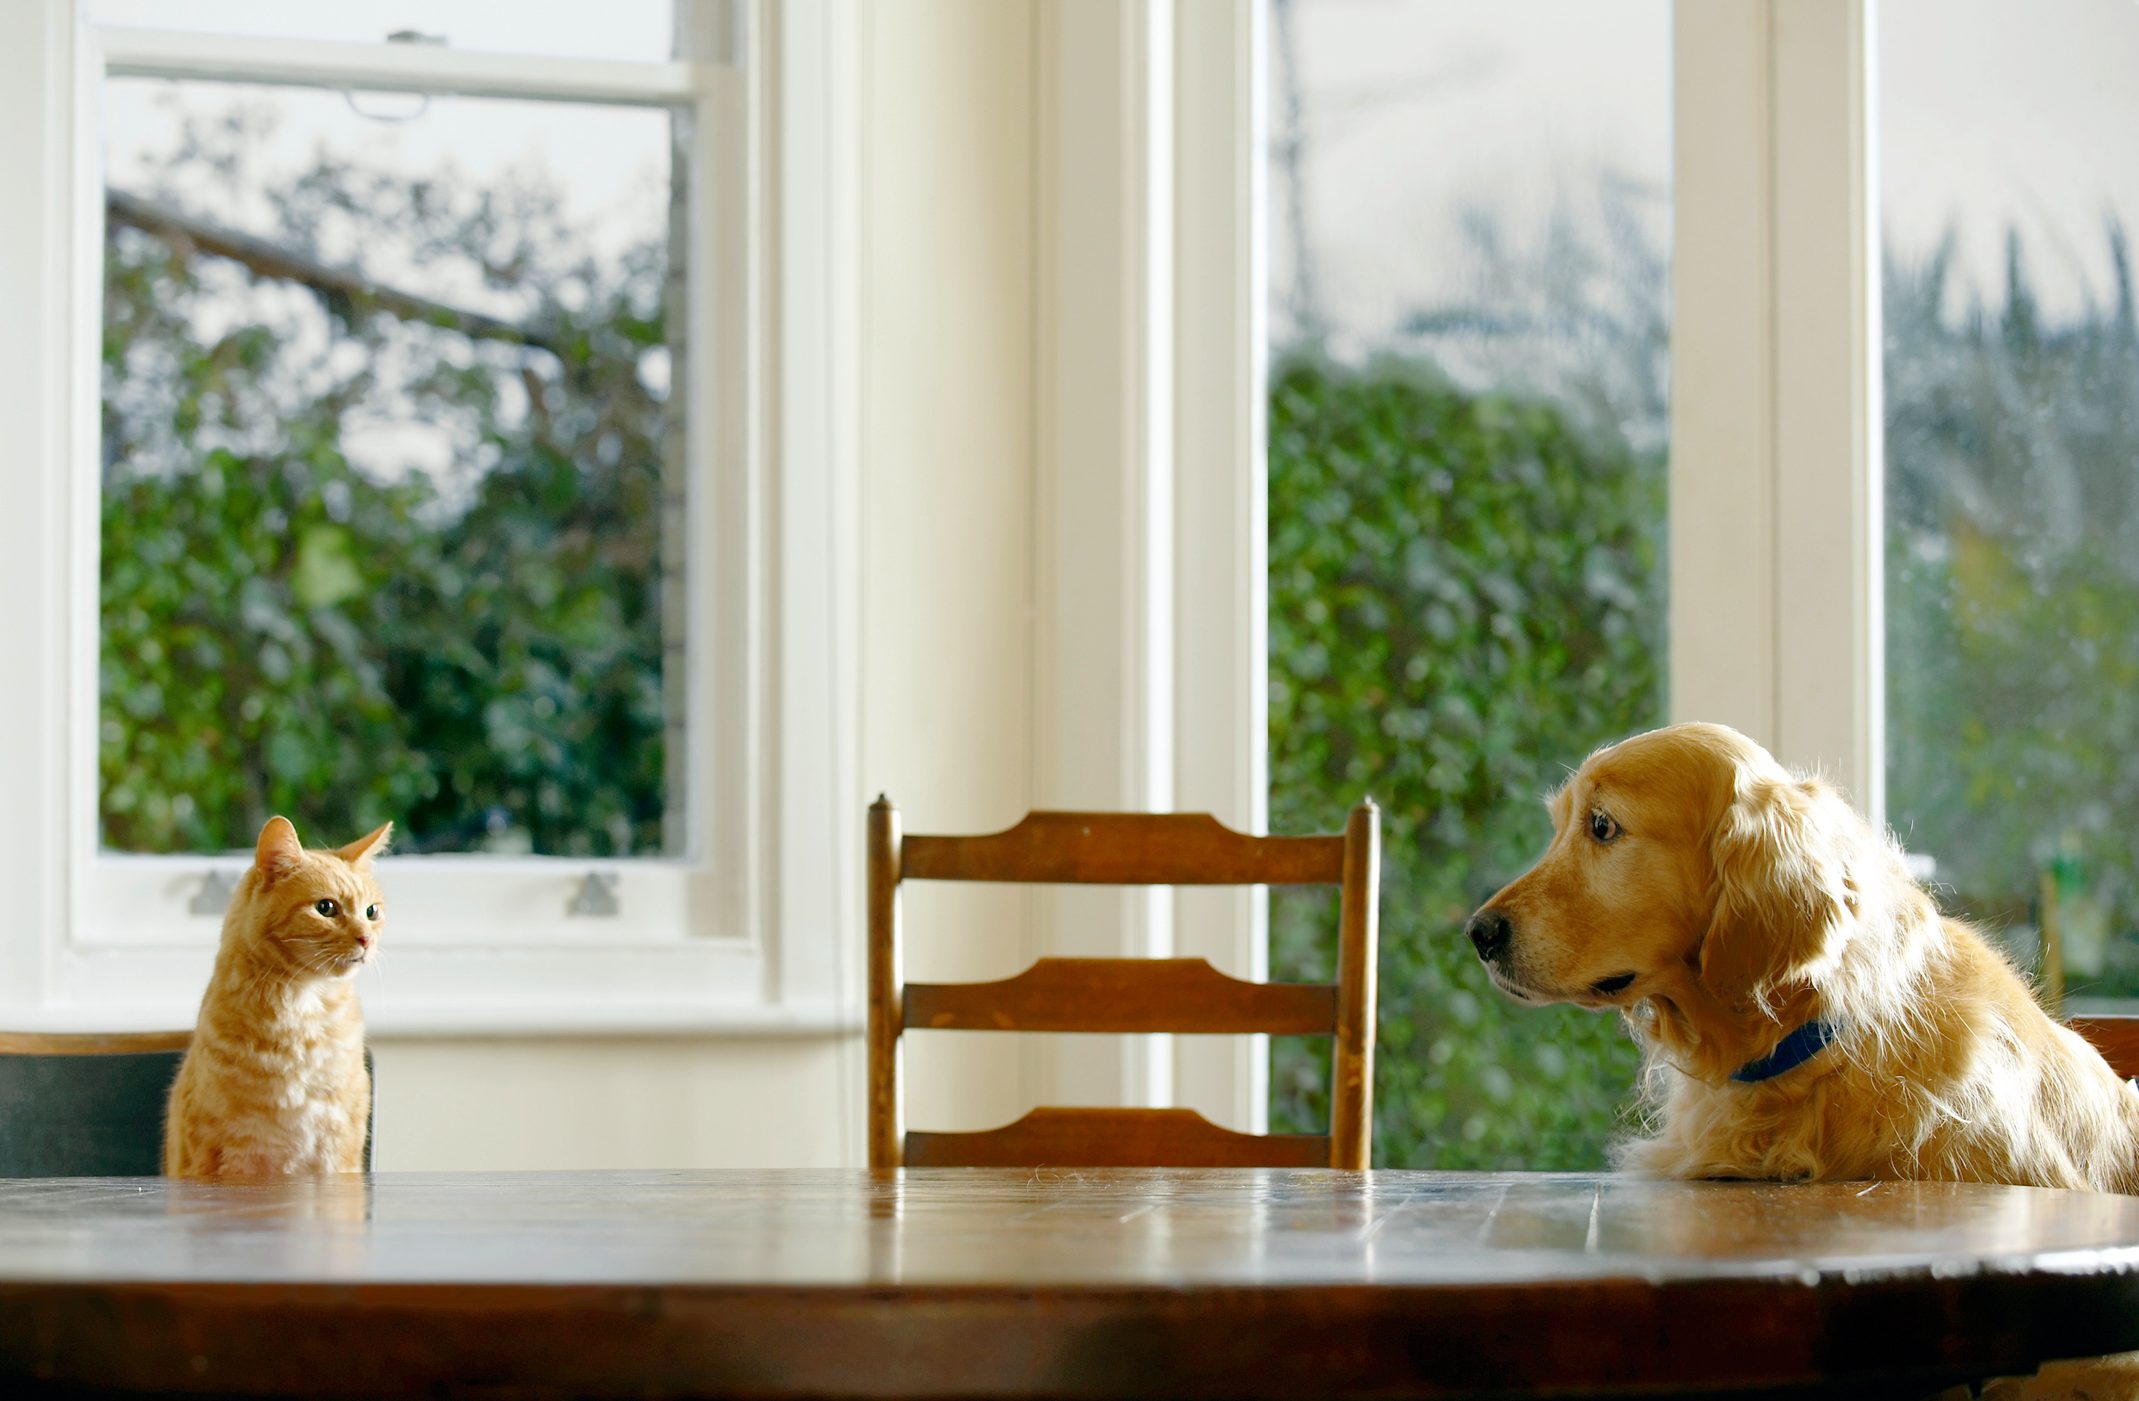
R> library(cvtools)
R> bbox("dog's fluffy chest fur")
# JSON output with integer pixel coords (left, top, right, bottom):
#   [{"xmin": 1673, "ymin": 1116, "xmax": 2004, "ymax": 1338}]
[{"xmin": 1626, "ymin": 922, "xmax": 2139, "ymax": 1194}]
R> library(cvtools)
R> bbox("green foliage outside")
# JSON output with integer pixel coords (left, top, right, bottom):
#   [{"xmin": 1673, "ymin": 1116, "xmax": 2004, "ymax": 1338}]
[
  {"xmin": 1885, "ymin": 229, "xmax": 2139, "ymax": 995},
  {"xmin": 1266, "ymin": 354, "xmax": 1660, "ymax": 1169},
  {"xmin": 99, "ymin": 110, "xmax": 672, "ymax": 855}
]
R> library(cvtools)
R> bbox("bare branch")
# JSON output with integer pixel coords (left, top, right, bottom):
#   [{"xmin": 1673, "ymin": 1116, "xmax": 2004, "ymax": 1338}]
[{"xmin": 106, "ymin": 188, "xmax": 561, "ymax": 357}]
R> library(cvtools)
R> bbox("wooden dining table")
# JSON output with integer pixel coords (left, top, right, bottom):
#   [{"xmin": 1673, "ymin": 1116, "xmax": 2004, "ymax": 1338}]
[{"xmin": 3, "ymin": 1168, "xmax": 2139, "ymax": 1400}]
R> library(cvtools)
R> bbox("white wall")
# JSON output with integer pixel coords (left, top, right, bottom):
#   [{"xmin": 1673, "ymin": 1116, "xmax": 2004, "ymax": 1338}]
[
  {"xmin": 373, "ymin": 1037, "xmax": 851, "ymax": 1169},
  {"xmin": 370, "ymin": 0, "xmax": 1043, "ymax": 1169},
  {"xmin": 856, "ymin": 0, "xmax": 1040, "ymax": 1136}
]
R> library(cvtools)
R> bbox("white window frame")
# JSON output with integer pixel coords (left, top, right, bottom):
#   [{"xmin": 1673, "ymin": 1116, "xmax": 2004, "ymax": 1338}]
[
  {"xmin": 1027, "ymin": 0, "xmax": 1269, "ymax": 1132},
  {"xmin": 0, "ymin": 0, "xmax": 860, "ymax": 1036},
  {"xmin": 1671, "ymin": 0, "xmax": 1881, "ymax": 814}
]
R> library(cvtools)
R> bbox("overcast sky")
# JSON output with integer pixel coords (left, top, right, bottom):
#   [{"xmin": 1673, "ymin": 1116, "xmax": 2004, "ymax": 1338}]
[
  {"xmin": 91, "ymin": 1, "xmax": 2139, "ymax": 366},
  {"xmin": 1882, "ymin": 0, "xmax": 2139, "ymax": 319},
  {"xmin": 1273, "ymin": 0, "xmax": 2139, "ymax": 351}
]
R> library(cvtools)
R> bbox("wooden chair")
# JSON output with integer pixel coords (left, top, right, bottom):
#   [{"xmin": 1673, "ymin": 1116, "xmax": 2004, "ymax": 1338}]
[
  {"xmin": 2069, "ymin": 1016, "xmax": 2139, "ymax": 1080},
  {"xmin": 868, "ymin": 798, "xmax": 1379, "ymax": 1170},
  {"xmin": 0, "ymin": 1031, "xmax": 375, "ymax": 1177}
]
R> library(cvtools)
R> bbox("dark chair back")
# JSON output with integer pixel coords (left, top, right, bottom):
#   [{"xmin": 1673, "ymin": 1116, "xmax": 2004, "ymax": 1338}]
[
  {"xmin": 0, "ymin": 1032, "xmax": 374, "ymax": 1177},
  {"xmin": 2070, "ymin": 1016, "xmax": 2139, "ymax": 1080}
]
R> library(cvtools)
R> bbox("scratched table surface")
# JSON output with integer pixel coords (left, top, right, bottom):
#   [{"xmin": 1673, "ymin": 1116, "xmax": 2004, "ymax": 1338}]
[{"xmin": 3, "ymin": 1169, "xmax": 2139, "ymax": 1400}]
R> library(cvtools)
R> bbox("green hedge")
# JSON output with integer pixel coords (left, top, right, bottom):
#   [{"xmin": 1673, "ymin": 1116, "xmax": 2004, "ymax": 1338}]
[
  {"xmin": 1266, "ymin": 353, "xmax": 1661, "ymax": 1168},
  {"xmin": 1883, "ymin": 235, "xmax": 2139, "ymax": 991},
  {"xmin": 99, "ymin": 185, "xmax": 670, "ymax": 857}
]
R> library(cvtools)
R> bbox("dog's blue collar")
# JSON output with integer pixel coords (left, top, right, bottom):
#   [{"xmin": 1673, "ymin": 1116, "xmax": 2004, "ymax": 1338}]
[{"xmin": 1730, "ymin": 1019, "xmax": 1842, "ymax": 1084}]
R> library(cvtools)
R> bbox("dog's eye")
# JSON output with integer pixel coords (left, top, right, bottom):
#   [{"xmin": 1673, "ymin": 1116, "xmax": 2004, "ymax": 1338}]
[
  {"xmin": 314, "ymin": 898, "xmax": 340, "ymax": 918},
  {"xmin": 1588, "ymin": 811, "xmax": 1621, "ymax": 844}
]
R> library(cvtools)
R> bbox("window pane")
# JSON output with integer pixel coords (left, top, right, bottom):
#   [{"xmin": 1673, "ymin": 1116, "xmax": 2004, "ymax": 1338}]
[
  {"xmin": 1266, "ymin": 0, "xmax": 1668, "ymax": 1168},
  {"xmin": 88, "ymin": 0, "xmax": 677, "ymax": 65},
  {"xmin": 99, "ymin": 78, "xmax": 683, "ymax": 856},
  {"xmin": 1883, "ymin": 0, "xmax": 2139, "ymax": 1003}
]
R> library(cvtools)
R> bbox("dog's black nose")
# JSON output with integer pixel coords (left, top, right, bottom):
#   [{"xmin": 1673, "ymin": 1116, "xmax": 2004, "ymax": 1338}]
[{"xmin": 1466, "ymin": 908, "xmax": 1513, "ymax": 962}]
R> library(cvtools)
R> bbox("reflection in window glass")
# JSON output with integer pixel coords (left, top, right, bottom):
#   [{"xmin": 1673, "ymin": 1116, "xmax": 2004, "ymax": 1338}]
[
  {"xmin": 99, "ymin": 79, "xmax": 682, "ymax": 856},
  {"xmin": 1883, "ymin": 0, "xmax": 2139, "ymax": 1005},
  {"xmin": 1265, "ymin": 0, "xmax": 1668, "ymax": 1167}
]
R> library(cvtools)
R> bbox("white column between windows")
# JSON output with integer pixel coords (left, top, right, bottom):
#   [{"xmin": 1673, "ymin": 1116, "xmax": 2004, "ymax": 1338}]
[
  {"xmin": 1171, "ymin": 0, "xmax": 1269, "ymax": 1134},
  {"xmin": 1029, "ymin": 0, "xmax": 1273, "ymax": 1130},
  {"xmin": 1030, "ymin": 0, "xmax": 1177, "ymax": 1112},
  {"xmin": 1671, "ymin": 0, "xmax": 1883, "ymax": 817}
]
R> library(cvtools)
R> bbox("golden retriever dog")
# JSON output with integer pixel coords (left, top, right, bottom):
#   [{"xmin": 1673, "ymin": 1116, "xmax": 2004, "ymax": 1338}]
[{"xmin": 1466, "ymin": 721, "xmax": 2139, "ymax": 1191}]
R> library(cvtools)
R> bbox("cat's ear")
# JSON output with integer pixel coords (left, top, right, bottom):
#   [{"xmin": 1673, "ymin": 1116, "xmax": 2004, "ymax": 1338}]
[
  {"xmin": 337, "ymin": 821, "xmax": 394, "ymax": 867},
  {"xmin": 254, "ymin": 816, "xmax": 305, "ymax": 882}
]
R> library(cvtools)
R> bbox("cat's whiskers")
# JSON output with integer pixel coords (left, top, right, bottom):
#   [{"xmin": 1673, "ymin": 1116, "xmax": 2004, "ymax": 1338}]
[
  {"xmin": 368, "ymin": 938, "xmax": 390, "ymax": 1005},
  {"xmin": 307, "ymin": 948, "xmax": 358, "ymax": 980}
]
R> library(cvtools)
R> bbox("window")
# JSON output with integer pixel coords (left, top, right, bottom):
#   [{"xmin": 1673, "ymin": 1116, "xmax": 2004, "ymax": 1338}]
[
  {"xmin": 1262, "ymin": 0, "xmax": 1669, "ymax": 1168},
  {"xmin": 0, "ymin": 1, "xmax": 857, "ymax": 1031},
  {"xmin": 1882, "ymin": 0, "xmax": 2139, "ymax": 1007},
  {"xmin": 99, "ymin": 78, "xmax": 682, "ymax": 861}
]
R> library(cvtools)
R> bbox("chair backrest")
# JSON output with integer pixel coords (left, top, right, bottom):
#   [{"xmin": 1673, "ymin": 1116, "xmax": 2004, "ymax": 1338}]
[
  {"xmin": 0, "ymin": 1031, "xmax": 375, "ymax": 1177},
  {"xmin": 2069, "ymin": 1016, "xmax": 2139, "ymax": 1080},
  {"xmin": 868, "ymin": 799, "xmax": 1380, "ymax": 1170}
]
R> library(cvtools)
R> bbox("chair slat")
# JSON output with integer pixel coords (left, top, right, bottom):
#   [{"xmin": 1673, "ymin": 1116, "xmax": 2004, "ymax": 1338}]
[
  {"xmin": 900, "ymin": 811, "xmax": 1344, "ymax": 886},
  {"xmin": 2070, "ymin": 1016, "xmax": 2139, "ymax": 1081},
  {"xmin": 904, "ymin": 957, "xmax": 1335, "ymax": 1035},
  {"xmin": 903, "ymin": 1106, "xmax": 1332, "ymax": 1169}
]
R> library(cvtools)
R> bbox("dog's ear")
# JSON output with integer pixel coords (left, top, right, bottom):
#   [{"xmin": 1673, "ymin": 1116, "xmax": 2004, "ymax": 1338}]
[{"xmin": 1698, "ymin": 772, "xmax": 1856, "ymax": 1013}]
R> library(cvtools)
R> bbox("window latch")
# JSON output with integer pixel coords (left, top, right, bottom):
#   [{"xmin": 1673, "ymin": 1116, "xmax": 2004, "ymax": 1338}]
[
  {"xmin": 567, "ymin": 872, "xmax": 621, "ymax": 918},
  {"xmin": 188, "ymin": 870, "xmax": 239, "ymax": 917}
]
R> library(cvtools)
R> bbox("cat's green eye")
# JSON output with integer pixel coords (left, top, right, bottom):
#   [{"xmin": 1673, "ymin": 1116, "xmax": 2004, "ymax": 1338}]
[
  {"xmin": 364, "ymin": 904, "xmax": 379, "ymax": 921},
  {"xmin": 313, "ymin": 898, "xmax": 339, "ymax": 918}
]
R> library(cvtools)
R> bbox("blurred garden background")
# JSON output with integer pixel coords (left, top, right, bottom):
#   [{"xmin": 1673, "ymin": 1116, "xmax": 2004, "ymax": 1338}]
[{"xmin": 1263, "ymin": 0, "xmax": 2139, "ymax": 1169}]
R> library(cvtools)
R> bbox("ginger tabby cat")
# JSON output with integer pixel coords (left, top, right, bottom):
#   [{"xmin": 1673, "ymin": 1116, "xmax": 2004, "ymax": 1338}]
[{"xmin": 163, "ymin": 816, "xmax": 390, "ymax": 1177}]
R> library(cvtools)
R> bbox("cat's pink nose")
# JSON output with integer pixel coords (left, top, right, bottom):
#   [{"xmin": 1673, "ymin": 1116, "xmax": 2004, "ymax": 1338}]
[{"xmin": 355, "ymin": 932, "xmax": 374, "ymax": 950}]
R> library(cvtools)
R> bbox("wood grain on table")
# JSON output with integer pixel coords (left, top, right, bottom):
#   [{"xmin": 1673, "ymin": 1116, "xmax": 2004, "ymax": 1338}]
[{"xmin": 1, "ymin": 1169, "xmax": 2136, "ymax": 1399}]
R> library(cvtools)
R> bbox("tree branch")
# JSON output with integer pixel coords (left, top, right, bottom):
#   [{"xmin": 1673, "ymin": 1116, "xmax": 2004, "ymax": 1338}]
[{"xmin": 106, "ymin": 188, "xmax": 561, "ymax": 357}]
